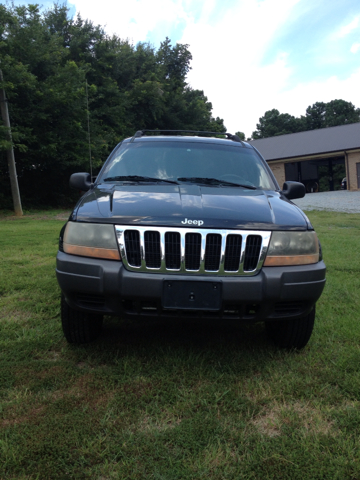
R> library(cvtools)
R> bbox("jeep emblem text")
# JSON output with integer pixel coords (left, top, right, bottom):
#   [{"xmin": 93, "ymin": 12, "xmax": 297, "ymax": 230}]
[{"xmin": 181, "ymin": 218, "xmax": 204, "ymax": 226}]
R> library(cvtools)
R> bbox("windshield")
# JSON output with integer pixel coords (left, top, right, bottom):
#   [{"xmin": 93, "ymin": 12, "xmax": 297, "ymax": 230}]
[{"xmin": 98, "ymin": 141, "xmax": 276, "ymax": 189}]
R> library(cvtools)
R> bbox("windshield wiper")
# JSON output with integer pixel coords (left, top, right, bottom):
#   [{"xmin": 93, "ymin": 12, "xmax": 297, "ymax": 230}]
[
  {"xmin": 177, "ymin": 177, "xmax": 257, "ymax": 190},
  {"xmin": 102, "ymin": 175, "xmax": 179, "ymax": 184}
]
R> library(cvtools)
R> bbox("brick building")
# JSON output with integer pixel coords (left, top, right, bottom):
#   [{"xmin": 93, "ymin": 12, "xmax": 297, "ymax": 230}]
[{"xmin": 250, "ymin": 122, "xmax": 360, "ymax": 192}]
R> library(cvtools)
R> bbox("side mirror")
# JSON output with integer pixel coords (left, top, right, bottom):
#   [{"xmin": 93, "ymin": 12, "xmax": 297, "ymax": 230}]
[
  {"xmin": 281, "ymin": 181, "xmax": 305, "ymax": 200},
  {"xmin": 69, "ymin": 172, "xmax": 92, "ymax": 191}
]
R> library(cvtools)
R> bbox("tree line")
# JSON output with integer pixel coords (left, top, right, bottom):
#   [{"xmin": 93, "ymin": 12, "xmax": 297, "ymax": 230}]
[
  {"xmin": 1, "ymin": 4, "xmax": 359, "ymax": 208},
  {"xmin": 250, "ymin": 99, "xmax": 360, "ymax": 140},
  {"xmin": 0, "ymin": 3, "xmax": 226, "ymax": 207}
]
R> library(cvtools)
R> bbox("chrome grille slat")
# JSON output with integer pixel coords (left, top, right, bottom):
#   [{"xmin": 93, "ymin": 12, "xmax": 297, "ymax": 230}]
[
  {"xmin": 218, "ymin": 233, "xmax": 227, "ymax": 275},
  {"xmin": 199, "ymin": 233, "xmax": 207, "ymax": 274},
  {"xmin": 139, "ymin": 230, "xmax": 146, "ymax": 270},
  {"xmin": 115, "ymin": 226, "xmax": 271, "ymax": 276},
  {"xmin": 238, "ymin": 233, "xmax": 248, "ymax": 275},
  {"xmin": 160, "ymin": 230, "xmax": 166, "ymax": 270}
]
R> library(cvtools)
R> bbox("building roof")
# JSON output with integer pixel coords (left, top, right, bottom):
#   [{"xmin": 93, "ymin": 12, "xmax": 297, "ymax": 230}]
[{"xmin": 249, "ymin": 122, "xmax": 360, "ymax": 161}]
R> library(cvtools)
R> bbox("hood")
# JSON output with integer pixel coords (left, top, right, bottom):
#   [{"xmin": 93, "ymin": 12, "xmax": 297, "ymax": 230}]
[{"xmin": 72, "ymin": 183, "xmax": 309, "ymax": 230}]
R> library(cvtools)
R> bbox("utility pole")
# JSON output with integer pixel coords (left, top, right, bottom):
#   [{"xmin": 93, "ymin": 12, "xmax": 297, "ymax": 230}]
[{"xmin": 0, "ymin": 68, "xmax": 23, "ymax": 216}]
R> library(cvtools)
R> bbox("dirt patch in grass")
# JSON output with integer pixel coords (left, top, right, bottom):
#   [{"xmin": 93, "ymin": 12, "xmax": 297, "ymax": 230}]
[
  {"xmin": 252, "ymin": 410, "xmax": 281, "ymax": 437},
  {"xmin": 137, "ymin": 414, "xmax": 182, "ymax": 432},
  {"xmin": 0, "ymin": 308, "xmax": 33, "ymax": 324},
  {"xmin": 60, "ymin": 373, "xmax": 101, "ymax": 401},
  {"xmin": 71, "ymin": 372, "xmax": 97, "ymax": 390},
  {"xmin": 291, "ymin": 402, "xmax": 334, "ymax": 435},
  {"xmin": 50, "ymin": 373, "xmax": 115, "ymax": 410},
  {"xmin": 47, "ymin": 351, "xmax": 61, "ymax": 362},
  {"xmin": 7, "ymin": 366, "xmax": 66, "ymax": 395},
  {"xmin": 14, "ymin": 366, "xmax": 65, "ymax": 386},
  {"xmin": 76, "ymin": 361, "xmax": 89, "ymax": 369},
  {"xmin": 252, "ymin": 402, "xmax": 335, "ymax": 437},
  {"xmin": 121, "ymin": 378, "xmax": 154, "ymax": 399},
  {"xmin": 1, "ymin": 405, "xmax": 46, "ymax": 427}
]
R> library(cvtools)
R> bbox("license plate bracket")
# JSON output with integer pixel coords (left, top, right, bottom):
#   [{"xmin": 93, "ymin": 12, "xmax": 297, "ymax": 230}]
[{"xmin": 162, "ymin": 280, "xmax": 222, "ymax": 310}]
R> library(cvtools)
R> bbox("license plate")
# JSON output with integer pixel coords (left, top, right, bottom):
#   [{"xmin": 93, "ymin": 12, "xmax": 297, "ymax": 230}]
[{"xmin": 162, "ymin": 280, "xmax": 222, "ymax": 310}]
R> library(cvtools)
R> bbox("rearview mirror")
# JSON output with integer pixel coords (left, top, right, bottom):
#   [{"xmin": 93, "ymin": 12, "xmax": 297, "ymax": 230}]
[
  {"xmin": 281, "ymin": 181, "xmax": 305, "ymax": 200},
  {"xmin": 69, "ymin": 172, "xmax": 92, "ymax": 191}
]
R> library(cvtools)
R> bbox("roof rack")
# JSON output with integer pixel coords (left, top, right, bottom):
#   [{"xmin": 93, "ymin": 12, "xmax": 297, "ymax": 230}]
[{"xmin": 130, "ymin": 130, "xmax": 244, "ymax": 145}]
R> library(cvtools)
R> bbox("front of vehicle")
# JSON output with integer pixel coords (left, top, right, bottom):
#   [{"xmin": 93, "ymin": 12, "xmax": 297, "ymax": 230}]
[{"xmin": 56, "ymin": 132, "xmax": 326, "ymax": 348}]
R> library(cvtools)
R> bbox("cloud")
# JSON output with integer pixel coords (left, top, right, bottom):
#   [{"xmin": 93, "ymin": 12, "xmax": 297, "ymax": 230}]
[
  {"xmin": 178, "ymin": 0, "xmax": 305, "ymax": 135},
  {"xmin": 179, "ymin": 0, "xmax": 360, "ymax": 137},
  {"xmin": 335, "ymin": 16, "xmax": 359, "ymax": 38},
  {"xmin": 73, "ymin": 0, "xmax": 190, "ymax": 43},
  {"xmin": 273, "ymin": 67, "xmax": 360, "ymax": 117},
  {"xmin": 209, "ymin": 61, "xmax": 360, "ymax": 138},
  {"xmin": 70, "ymin": 0, "xmax": 360, "ymax": 138},
  {"xmin": 350, "ymin": 42, "xmax": 360, "ymax": 54}
]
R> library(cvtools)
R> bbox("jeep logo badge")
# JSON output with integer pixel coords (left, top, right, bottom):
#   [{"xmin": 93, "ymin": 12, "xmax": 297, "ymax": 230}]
[{"xmin": 181, "ymin": 218, "xmax": 204, "ymax": 226}]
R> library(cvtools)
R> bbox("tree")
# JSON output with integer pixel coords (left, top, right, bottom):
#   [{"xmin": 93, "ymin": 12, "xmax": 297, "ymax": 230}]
[
  {"xmin": 235, "ymin": 131, "xmax": 245, "ymax": 140},
  {"xmin": 252, "ymin": 109, "xmax": 304, "ymax": 139},
  {"xmin": 0, "ymin": 68, "xmax": 23, "ymax": 215},
  {"xmin": 304, "ymin": 102, "xmax": 326, "ymax": 130},
  {"xmin": 0, "ymin": 4, "xmax": 226, "ymax": 207},
  {"xmin": 306, "ymin": 99, "xmax": 360, "ymax": 129},
  {"xmin": 156, "ymin": 37, "xmax": 192, "ymax": 90},
  {"xmin": 251, "ymin": 100, "xmax": 360, "ymax": 140}
]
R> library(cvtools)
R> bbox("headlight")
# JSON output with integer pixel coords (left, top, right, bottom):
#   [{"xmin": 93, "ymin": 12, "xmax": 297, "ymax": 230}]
[
  {"xmin": 264, "ymin": 231, "xmax": 319, "ymax": 266},
  {"xmin": 63, "ymin": 222, "xmax": 120, "ymax": 260}
]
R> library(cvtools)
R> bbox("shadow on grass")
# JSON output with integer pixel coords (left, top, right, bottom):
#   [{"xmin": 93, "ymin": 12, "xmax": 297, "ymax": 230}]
[
  {"xmin": 63, "ymin": 315, "xmax": 293, "ymax": 378},
  {"xmin": 102, "ymin": 315, "xmax": 267, "ymax": 348}
]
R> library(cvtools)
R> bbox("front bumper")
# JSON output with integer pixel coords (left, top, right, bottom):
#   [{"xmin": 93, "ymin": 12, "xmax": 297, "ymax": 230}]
[{"xmin": 56, "ymin": 252, "xmax": 326, "ymax": 322}]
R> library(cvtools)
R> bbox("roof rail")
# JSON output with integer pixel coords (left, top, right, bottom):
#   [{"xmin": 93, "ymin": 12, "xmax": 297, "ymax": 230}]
[
  {"xmin": 130, "ymin": 130, "xmax": 143, "ymax": 143},
  {"xmin": 130, "ymin": 130, "xmax": 245, "ymax": 145}
]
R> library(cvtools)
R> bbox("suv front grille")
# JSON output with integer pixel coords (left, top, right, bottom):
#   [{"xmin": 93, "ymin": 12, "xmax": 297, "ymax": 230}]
[{"xmin": 116, "ymin": 226, "xmax": 271, "ymax": 276}]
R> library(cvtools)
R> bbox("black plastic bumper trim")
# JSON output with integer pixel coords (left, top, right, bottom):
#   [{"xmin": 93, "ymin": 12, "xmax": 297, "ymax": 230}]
[{"xmin": 56, "ymin": 251, "xmax": 326, "ymax": 321}]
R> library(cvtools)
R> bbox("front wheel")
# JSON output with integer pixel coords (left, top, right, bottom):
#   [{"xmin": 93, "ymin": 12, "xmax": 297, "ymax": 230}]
[
  {"xmin": 265, "ymin": 307, "xmax": 315, "ymax": 349},
  {"xmin": 61, "ymin": 295, "xmax": 103, "ymax": 344}
]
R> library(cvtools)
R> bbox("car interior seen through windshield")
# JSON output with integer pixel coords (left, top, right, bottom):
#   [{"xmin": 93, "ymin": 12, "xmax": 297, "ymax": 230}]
[{"xmin": 98, "ymin": 141, "xmax": 276, "ymax": 190}]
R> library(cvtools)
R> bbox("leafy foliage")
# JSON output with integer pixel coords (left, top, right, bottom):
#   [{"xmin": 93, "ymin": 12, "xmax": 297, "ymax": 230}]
[
  {"xmin": 0, "ymin": 4, "xmax": 226, "ymax": 207},
  {"xmin": 252, "ymin": 100, "xmax": 360, "ymax": 139},
  {"xmin": 305, "ymin": 99, "xmax": 360, "ymax": 130},
  {"xmin": 252, "ymin": 109, "xmax": 304, "ymax": 139}
]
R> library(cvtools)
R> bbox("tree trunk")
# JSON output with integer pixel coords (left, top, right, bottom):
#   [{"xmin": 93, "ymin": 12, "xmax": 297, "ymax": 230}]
[{"xmin": 0, "ymin": 68, "xmax": 23, "ymax": 216}]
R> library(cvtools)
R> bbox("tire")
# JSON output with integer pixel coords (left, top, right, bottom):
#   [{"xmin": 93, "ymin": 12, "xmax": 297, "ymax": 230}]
[
  {"xmin": 61, "ymin": 295, "xmax": 103, "ymax": 344},
  {"xmin": 265, "ymin": 306, "xmax": 315, "ymax": 349}
]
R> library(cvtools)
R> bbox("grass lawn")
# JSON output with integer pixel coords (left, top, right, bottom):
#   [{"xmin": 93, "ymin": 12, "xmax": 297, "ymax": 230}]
[{"xmin": 0, "ymin": 209, "xmax": 360, "ymax": 479}]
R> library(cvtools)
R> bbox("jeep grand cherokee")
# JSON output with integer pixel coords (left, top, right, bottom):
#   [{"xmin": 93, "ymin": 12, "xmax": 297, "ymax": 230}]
[{"xmin": 56, "ymin": 131, "xmax": 326, "ymax": 348}]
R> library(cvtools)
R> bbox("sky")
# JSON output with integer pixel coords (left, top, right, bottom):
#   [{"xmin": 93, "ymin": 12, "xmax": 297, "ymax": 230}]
[{"xmin": 7, "ymin": 0, "xmax": 360, "ymax": 138}]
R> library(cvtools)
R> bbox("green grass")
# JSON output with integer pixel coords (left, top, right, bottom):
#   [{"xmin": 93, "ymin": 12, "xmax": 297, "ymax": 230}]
[{"xmin": 1, "ymin": 210, "xmax": 360, "ymax": 479}]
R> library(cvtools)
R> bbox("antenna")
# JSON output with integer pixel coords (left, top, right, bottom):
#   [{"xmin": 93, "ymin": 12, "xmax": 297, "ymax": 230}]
[{"xmin": 85, "ymin": 79, "xmax": 92, "ymax": 182}]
